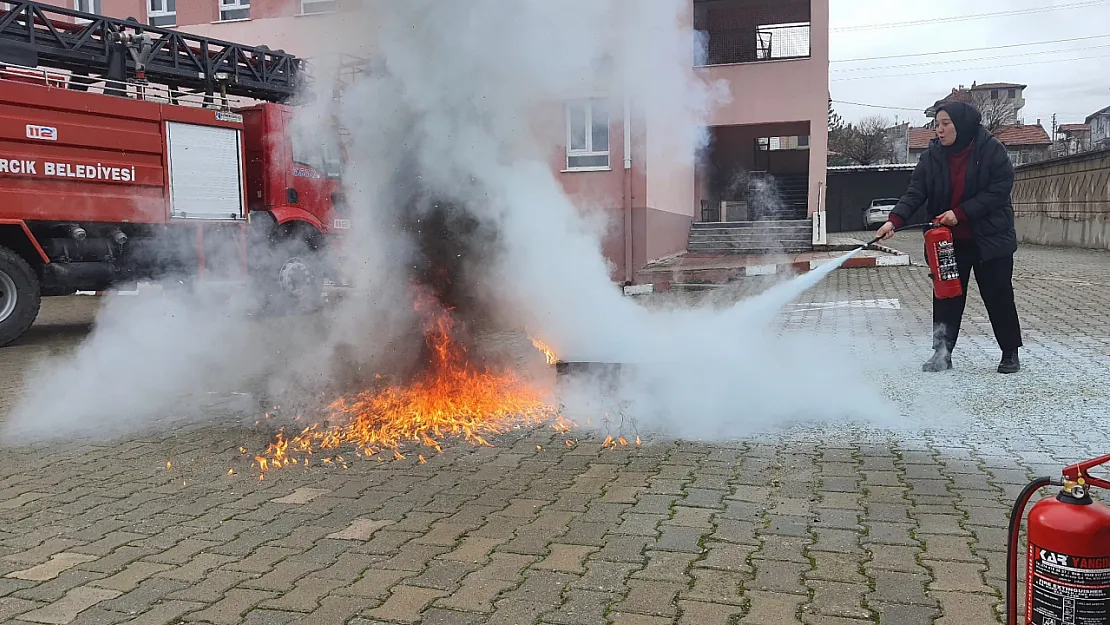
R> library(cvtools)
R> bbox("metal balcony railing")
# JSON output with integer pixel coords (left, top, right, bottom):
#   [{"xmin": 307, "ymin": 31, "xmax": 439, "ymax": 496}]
[
  {"xmin": 693, "ymin": 0, "xmax": 812, "ymax": 66},
  {"xmin": 697, "ymin": 22, "xmax": 811, "ymax": 66}
]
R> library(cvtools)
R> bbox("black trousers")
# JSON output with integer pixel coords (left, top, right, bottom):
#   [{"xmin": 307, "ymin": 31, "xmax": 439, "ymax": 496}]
[{"xmin": 931, "ymin": 239, "xmax": 1023, "ymax": 354}]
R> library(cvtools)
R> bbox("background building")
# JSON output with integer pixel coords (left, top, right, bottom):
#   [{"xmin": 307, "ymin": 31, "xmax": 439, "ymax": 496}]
[
  {"xmin": 1055, "ymin": 123, "xmax": 1092, "ymax": 156},
  {"xmin": 1087, "ymin": 106, "xmax": 1110, "ymax": 151},
  {"xmin": 64, "ymin": 0, "xmax": 830, "ymax": 279}
]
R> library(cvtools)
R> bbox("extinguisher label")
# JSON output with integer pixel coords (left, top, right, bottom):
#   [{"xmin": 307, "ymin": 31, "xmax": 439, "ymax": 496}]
[
  {"xmin": 1028, "ymin": 545, "xmax": 1110, "ymax": 625},
  {"xmin": 935, "ymin": 241, "xmax": 959, "ymax": 281}
]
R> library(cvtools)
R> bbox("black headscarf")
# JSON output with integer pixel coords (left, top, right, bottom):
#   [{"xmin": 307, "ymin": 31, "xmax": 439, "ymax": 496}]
[{"xmin": 936, "ymin": 101, "xmax": 983, "ymax": 153}]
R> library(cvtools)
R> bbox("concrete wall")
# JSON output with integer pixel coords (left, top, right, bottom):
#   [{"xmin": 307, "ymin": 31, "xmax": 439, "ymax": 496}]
[{"xmin": 1012, "ymin": 148, "xmax": 1110, "ymax": 249}]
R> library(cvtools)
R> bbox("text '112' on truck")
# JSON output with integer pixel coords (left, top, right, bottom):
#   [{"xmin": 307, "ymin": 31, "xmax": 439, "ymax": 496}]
[{"xmin": 0, "ymin": 0, "xmax": 353, "ymax": 347}]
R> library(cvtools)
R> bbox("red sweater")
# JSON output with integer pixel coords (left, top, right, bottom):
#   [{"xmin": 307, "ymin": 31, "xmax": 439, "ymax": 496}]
[{"xmin": 889, "ymin": 143, "xmax": 973, "ymax": 239}]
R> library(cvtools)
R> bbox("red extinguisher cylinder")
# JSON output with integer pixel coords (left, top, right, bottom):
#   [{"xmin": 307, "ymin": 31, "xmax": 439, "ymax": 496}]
[
  {"xmin": 1025, "ymin": 496, "xmax": 1110, "ymax": 624},
  {"xmin": 924, "ymin": 225, "xmax": 963, "ymax": 300},
  {"xmin": 1008, "ymin": 454, "xmax": 1110, "ymax": 625}
]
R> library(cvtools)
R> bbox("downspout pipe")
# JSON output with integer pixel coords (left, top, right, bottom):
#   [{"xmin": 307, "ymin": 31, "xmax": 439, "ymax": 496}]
[{"xmin": 623, "ymin": 91, "xmax": 633, "ymax": 285}]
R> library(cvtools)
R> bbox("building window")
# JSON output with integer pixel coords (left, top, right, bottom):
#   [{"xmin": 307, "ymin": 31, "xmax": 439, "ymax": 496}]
[
  {"xmin": 758, "ymin": 135, "xmax": 808, "ymax": 151},
  {"xmin": 147, "ymin": 0, "xmax": 176, "ymax": 27},
  {"xmin": 219, "ymin": 0, "xmax": 249, "ymax": 21},
  {"xmin": 301, "ymin": 0, "xmax": 338, "ymax": 14},
  {"xmin": 991, "ymin": 90, "xmax": 999, "ymax": 100},
  {"xmin": 74, "ymin": 0, "xmax": 101, "ymax": 13},
  {"xmin": 565, "ymin": 99, "xmax": 610, "ymax": 171},
  {"xmin": 1008, "ymin": 88, "xmax": 1016, "ymax": 98}
]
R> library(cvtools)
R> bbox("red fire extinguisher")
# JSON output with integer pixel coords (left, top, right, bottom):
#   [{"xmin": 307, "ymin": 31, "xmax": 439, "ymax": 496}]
[
  {"xmin": 924, "ymin": 222, "xmax": 963, "ymax": 300},
  {"xmin": 1006, "ymin": 453, "xmax": 1110, "ymax": 625}
]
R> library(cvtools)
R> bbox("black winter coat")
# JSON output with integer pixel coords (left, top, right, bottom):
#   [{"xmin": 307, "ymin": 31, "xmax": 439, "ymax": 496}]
[{"xmin": 890, "ymin": 125, "xmax": 1018, "ymax": 261}]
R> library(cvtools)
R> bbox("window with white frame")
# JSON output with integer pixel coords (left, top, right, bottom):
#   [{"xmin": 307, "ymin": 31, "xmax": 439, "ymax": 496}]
[
  {"xmin": 74, "ymin": 0, "xmax": 101, "ymax": 14},
  {"xmin": 219, "ymin": 0, "xmax": 249, "ymax": 21},
  {"xmin": 147, "ymin": 0, "xmax": 176, "ymax": 27},
  {"xmin": 301, "ymin": 0, "xmax": 338, "ymax": 15},
  {"xmin": 565, "ymin": 99, "xmax": 610, "ymax": 170}
]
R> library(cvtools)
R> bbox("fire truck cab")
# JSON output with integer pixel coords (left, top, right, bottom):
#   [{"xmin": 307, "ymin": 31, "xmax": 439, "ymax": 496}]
[{"xmin": 0, "ymin": 0, "xmax": 348, "ymax": 347}]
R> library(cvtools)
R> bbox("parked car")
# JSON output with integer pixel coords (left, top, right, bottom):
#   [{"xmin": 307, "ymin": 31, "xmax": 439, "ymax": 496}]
[{"xmin": 864, "ymin": 198, "xmax": 900, "ymax": 228}]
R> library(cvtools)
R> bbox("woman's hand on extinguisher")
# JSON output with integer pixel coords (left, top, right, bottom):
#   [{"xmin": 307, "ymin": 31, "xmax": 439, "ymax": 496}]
[
  {"xmin": 876, "ymin": 221, "xmax": 896, "ymax": 240},
  {"xmin": 938, "ymin": 210, "xmax": 959, "ymax": 226}
]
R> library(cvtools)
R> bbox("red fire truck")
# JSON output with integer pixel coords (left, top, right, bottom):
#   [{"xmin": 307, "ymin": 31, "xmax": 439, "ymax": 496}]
[{"xmin": 0, "ymin": 0, "xmax": 350, "ymax": 347}]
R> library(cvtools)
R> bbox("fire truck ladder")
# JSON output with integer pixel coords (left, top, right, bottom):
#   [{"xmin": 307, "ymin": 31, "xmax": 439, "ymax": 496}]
[{"xmin": 0, "ymin": 0, "xmax": 304, "ymax": 104}]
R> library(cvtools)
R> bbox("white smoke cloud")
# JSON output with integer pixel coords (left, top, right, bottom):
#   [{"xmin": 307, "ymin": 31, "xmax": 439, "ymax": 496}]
[
  {"xmin": 325, "ymin": 0, "xmax": 903, "ymax": 439},
  {"xmin": 2, "ymin": 0, "xmax": 912, "ymax": 446}
]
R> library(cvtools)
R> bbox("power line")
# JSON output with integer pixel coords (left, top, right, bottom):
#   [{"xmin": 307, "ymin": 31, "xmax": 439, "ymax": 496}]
[
  {"xmin": 831, "ymin": 99, "xmax": 923, "ymax": 113},
  {"xmin": 832, "ymin": 43, "xmax": 1110, "ymax": 74},
  {"xmin": 831, "ymin": 33, "xmax": 1110, "ymax": 63},
  {"xmin": 832, "ymin": 1, "xmax": 1110, "ymax": 33},
  {"xmin": 832, "ymin": 99, "xmax": 1095, "ymax": 124},
  {"xmin": 830, "ymin": 52, "xmax": 1110, "ymax": 82}
]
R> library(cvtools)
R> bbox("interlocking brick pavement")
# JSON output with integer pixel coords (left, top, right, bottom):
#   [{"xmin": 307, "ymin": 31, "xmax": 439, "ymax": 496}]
[{"xmin": 2, "ymin": 239, "xmax": 1110, "ymax": 624}]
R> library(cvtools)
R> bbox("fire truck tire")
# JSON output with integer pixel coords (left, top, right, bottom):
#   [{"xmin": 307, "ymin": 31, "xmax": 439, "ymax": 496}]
[
  {"xmin": 257, "ymin": 238, "xmax": 324, "ymax": 315},
  {"xmin": 0, "ymin": 246, "xmax": 41, "ymax": 348}
]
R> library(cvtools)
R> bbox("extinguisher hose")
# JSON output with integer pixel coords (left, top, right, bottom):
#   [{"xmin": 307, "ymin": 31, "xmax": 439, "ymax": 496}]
[
  {"xmin": 862, "ymin": 222, "xmax": 939, "ymax": 249},
  {"xmin": 1005, "ymin": 476, "xmax": 1057, "ymax": 625}
]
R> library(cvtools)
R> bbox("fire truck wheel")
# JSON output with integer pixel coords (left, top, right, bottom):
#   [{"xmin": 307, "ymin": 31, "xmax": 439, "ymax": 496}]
[
  {"xmin": 0, "ymin": 246, "xmax": 42, "ymax": 348},
  {"xmin": 261, "ymin": 239, "xmax": 323, "ymax": 314}
]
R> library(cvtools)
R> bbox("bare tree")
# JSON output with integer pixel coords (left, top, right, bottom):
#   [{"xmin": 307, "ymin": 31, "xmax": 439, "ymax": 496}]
[
  {"xmin": 969, "ymin": 91, "xmax": 1017, "ymax": 130},
  {"xmin": 829, "ymin": 115, "xmax": 894, "ymax": 166}
]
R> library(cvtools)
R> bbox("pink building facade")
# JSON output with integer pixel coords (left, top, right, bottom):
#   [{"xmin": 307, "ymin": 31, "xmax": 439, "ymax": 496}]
[{"xmin": 74, "ymin": 0, "xmax": 829, "ymax": 282}]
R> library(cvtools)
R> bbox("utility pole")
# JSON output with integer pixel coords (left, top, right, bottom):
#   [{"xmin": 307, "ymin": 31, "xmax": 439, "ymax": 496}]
[{"xmin": 1052, "ymin": 113, "xmax": 1058, "ymax": 156}]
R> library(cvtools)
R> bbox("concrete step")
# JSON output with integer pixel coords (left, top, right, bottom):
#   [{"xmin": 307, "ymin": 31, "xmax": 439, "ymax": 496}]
[
  {"xmin": 688, "ymin": 233, "xmax": 812, "ymax": 241},
  {"xmin": 690, "ymin": 220, "xmax": 811, "ymax": 230},
  {"xmin": 687, "ymin": 219, "xmax": 813, "ymax": 253},
  {"xmin": 689, "ymin": 233, "xmax": 811, "ymax": 241},
  {"xmin": 689, "ymin": 238, "xmax": 812, "ymax": 246},
  {"xmin": 687, "ymin": 243, "xmax": 814, "ymax": 254},
  {"xmin": 689, "ymin": 232, "xmax": 810, "ymax": 240},
  {"xmin": 689, "ymin": 228, "xmax": 811, "ymax": 236}
]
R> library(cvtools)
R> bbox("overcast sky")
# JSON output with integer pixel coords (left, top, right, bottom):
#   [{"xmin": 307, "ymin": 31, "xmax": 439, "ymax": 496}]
[{"xmin": 829, "ymin": 0, "xmax": 1110, "ymax": 129}]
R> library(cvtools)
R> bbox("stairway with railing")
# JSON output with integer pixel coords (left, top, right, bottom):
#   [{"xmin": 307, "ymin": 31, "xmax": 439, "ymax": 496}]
[{"xmin": 690, "ymin": 172, "xmax": 812, "ymax": 254}]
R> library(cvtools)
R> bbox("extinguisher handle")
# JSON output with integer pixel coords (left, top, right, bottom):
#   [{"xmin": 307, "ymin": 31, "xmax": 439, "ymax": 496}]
[{"xmin": 1062, "ymin": 453, "xmax": 1110, "ymax": 490}]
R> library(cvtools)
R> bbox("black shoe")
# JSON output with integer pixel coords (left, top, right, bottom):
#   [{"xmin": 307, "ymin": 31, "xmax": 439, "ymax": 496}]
[
  {"xmin": 998, "ymin": 350, "xmax": 1020, "ymax": 374},
  {"xmin": 922, "ymin": 350, "xmax": 952, "ymax": 372}
]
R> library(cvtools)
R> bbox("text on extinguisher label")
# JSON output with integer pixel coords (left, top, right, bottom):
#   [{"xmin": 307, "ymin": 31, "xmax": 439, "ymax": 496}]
[{"xmin": 1028, "ymin": 545, "xmax": 1110, "ymax": 625}]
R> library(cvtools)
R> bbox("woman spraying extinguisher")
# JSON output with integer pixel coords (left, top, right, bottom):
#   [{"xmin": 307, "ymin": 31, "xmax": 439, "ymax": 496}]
[{"xmin": 876, "ymin": 101, "xmax": 1024, "ymax": 374}]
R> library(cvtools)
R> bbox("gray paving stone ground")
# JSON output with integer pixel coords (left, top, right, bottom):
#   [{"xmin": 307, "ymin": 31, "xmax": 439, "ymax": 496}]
[{"xmin": 2, "ymin": 236, "xmax": 1109, "ymax": 624}]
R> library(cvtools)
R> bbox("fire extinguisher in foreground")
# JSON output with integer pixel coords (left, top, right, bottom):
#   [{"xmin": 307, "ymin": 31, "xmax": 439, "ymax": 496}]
[
  {"xmin": 1006, "ymin": 453, "xmax": 1110, "ymax": 625},
  {"xmin": 923, "ymin": 221, "xmax": 963, "ymax": 300}
]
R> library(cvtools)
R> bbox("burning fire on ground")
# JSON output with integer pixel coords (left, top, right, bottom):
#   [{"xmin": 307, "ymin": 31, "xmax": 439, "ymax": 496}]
[{"xmin": 251, "ymin": 285, "xmax": 575, "ymax": 478}]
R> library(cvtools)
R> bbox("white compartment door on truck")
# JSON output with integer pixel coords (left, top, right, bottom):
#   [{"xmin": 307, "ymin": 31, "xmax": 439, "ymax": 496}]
[{"xmin": 165, "ymin": 121, "xmax": 245, "ymax": 220}]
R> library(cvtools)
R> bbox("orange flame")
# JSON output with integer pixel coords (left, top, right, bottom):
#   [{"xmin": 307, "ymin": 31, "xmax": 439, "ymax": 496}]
[
  {"xmin": 253, "ymin": 285, "xmax": 572, "ymax": 476},
  {"xmin": 529, "ymin": 335, "xmax": 559, "ymax": 365}
]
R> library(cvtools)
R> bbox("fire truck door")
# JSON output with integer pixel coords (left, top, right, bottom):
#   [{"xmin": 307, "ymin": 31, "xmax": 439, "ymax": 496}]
[
  {"xmin": 284, "ymin": 111, "xmax": 340, "ymax": 225},
  {"xmin": 166, "ymin": 121, "xmax": 246, "ymax": 221}
]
